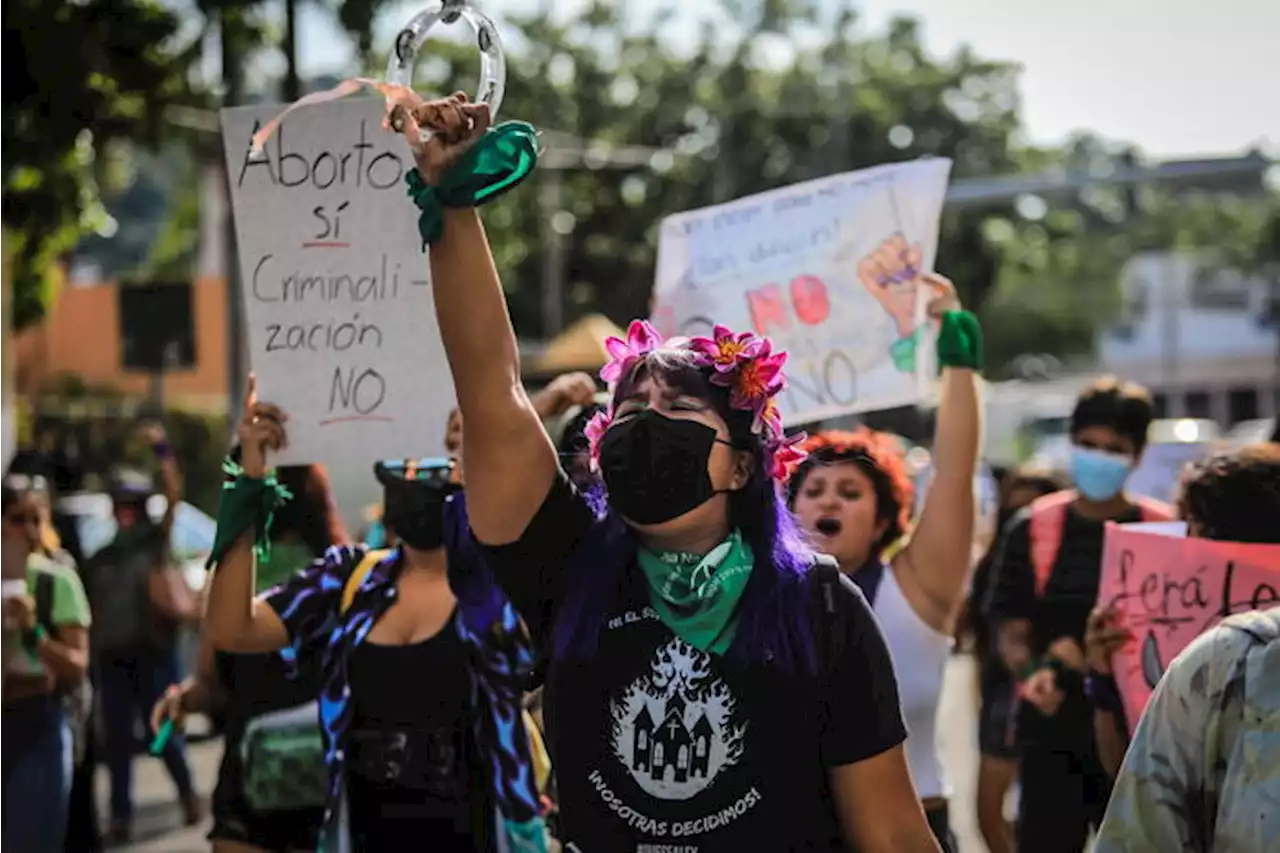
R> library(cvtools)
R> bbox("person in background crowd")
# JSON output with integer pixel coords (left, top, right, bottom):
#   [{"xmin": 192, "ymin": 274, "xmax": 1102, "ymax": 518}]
[
  {"xmin": 202, "ymin": 379, "xmax": 552, "ymax": 853},
  {"xmin": 84, "ymin": 425, "xmax": 203, "ymax": 843},
  {"xmin": 961, "ymin": 468, "xmax": 1064, "ymax": 853},
  {"xmin": 1093, "ymin": 446, "xmax": 1280, "ymax": 851},
  {"xmin": 359, "ymin": 379, "xmax": 601, "ymax": 548},
  {"xmin": 985, "ymin": 376, "xmax": 1172, "ymax": 853},
  {"xmin": 2, "ymin": 476, "xmax": 92, "ymax": 853},
  {"xmin": 5, "ymin": 456, "xmax": 103, "ymax": 853},
  {"xmin": 554, "ymin": 399, "xmax": 607, "ymax": 493},
  {"xmin": 415, "ymin": 94, "xmax": 938, "ymax": 851},
  {"xmin": 787, "ymin": 278, "xmax": 982, "ymax": 853},
  {"xmin": 155, "ymin": 463, "xmax": 348, "ymax": 853}
]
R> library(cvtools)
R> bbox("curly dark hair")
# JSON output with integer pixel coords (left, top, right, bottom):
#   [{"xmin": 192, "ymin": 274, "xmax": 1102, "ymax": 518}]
[
  {"xmin": 1070, "ymin": 375, "xmax": 1156, "ymax": 453},
  {"xmin": 1176, "ymin": 443, "xmax": 1280, "ymax": 544},
  {"xmin": 786, "ymin": 428, "xmax": 914, "ymax": 555}
]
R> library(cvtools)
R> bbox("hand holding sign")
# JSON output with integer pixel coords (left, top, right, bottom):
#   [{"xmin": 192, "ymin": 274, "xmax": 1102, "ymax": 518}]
[
  {"xmin": 237, "ymin": 374, "xmax": 289, "ymax": 479},
  {"xmin": 1084, "ymin": 606, "xmax": 1134, "ymax": 676},
  {"xmin": 1096, "ymin": 523, "xmax": 1280, "ymax": 724}
]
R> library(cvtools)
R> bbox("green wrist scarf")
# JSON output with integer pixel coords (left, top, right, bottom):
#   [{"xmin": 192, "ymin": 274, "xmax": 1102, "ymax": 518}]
[
  {"xmin": 636, "ymin": 529, "xmax": 755, "ymax": 656},
  {"xmin": 206, "ymin": 459, "xmax": 293, "ymax": 569},
  {"xmin": 406, "ymin": 120, "xmax": 540, "ymax": 247},
  {"xmin": 937, "ymin": 309, "xmax": 984, "ymax": 370}
]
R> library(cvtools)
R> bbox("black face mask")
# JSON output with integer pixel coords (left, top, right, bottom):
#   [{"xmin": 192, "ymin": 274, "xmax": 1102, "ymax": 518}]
[
  {"xmin": 382, "ymin": 484, "xmax": 454, "ymax": 551},
  {"xmin": 598, "ymin": 411, "xmax": 734, "ymax": 525}
]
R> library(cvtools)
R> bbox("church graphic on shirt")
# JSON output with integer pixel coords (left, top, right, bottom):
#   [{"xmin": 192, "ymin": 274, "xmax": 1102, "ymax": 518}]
[
  {"xmin": 610, "ymin": 636, "xmax": 746, "ymax": 800},
  {"xmin": 630, "ymin": 693, "xmax": 714, "ymax": 783}
]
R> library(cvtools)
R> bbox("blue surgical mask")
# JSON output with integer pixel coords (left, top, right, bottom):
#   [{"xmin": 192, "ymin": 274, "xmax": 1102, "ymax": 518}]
[{"xmin": 1070, "ymin": 447, "xmax": 1133, "ymax": 502}]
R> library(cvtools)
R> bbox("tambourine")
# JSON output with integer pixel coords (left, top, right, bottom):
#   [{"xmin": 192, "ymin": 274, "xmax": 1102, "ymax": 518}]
[{"xmin": 386, "ymin": 0, "xmax": 507, "ymax": 140}]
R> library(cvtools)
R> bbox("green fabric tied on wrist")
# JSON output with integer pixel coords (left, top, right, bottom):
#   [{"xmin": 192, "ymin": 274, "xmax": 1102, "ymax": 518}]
[
  {"xmin": 937, "ymin": 309, "xmax": 985, "ymax": 371},
  {"xmin": 207, "ymin": 458, "xmax": 293, "ymax": 569},
  {"xmin": 406, "ymin": 120, "xmax": 540, "ymax": 248}
]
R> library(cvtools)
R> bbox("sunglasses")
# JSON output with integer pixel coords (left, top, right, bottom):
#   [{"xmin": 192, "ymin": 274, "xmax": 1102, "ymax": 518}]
[
  {"xmin": 4, "ymin": 512, "xmax": 40, "ymax": 526},
  {"xmin": 3, "ymin": 474, "xmax": 48, "ymax": 494},
  {"xmin": 374, "ymin": 458, "xmax": 457, "ymax": 487}
]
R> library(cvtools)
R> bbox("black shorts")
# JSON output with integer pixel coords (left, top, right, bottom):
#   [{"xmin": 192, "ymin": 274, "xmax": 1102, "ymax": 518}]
[{"xmin": 977, "ymin": 662, "xmax": 1020, "ymax": 760}]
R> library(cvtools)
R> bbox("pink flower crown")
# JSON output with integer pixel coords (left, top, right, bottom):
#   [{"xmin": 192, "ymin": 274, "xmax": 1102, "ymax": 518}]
[{"xmin": 584, "ymin": 320, "xmax": 808, "ymax": 482}]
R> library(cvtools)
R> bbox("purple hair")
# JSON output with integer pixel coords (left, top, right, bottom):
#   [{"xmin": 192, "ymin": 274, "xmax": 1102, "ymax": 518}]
[{"xmin": 551, "ymin": 348, "xmax": 819, "ymax": 673}]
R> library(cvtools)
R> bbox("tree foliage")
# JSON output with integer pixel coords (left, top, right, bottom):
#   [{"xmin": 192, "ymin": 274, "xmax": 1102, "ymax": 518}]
[{"xmin": 2, "ymin": 0, "xmax": 200, "ymax": 329}]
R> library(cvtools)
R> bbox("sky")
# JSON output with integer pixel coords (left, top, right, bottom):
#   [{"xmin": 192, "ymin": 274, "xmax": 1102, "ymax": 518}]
[{"xmin": 289, "ymin": 0, "xmax": 1278, "ymax": 160}]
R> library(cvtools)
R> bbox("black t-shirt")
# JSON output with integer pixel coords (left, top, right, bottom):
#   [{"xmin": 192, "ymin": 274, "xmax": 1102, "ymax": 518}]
[
  {"xmin": 345, "ymin": 623, "xmax": 483, "ymax": 852},
  {"xmin": 985, "ymin": 504, "xmax": 1142, "ymax": 655},
  {"xmin": 482, "ymin": 477, "xmax": 906, "ymax": 852},
  {"xmin": 984, "ymin": 503, "xmax": 1142, "ymax": 747}
]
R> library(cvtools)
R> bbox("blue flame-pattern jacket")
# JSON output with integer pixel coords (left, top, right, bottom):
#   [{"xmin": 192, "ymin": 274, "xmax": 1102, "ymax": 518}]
[{"xmin": 262, "ymin": 495, "xmax": 547, "ymax": 853}]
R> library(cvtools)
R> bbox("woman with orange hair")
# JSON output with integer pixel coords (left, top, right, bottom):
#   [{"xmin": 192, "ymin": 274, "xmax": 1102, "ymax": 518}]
[{"xmin": 788, "ymin": 283, "xmax": 982, "ymax": 852}]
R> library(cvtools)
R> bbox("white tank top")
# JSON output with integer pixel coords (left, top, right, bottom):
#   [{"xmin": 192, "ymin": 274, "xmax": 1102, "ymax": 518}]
[{"xmin": 872, "ymin": 564, "xmax": 952, "ymax": 800}]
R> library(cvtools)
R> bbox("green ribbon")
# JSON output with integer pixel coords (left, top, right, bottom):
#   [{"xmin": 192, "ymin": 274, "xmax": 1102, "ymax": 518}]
[
  {"xmin": 636, "ymin": 530, "xmax": 755, "ymax": 656},
  {"xmin": 937, "ymin": 309, "xmax": 985, "ymax": 371},
  {"xmin": 206, "ymin": 459, "xmax": 293, "ymax": 569},
  {"xmin": 406, "ymin": 120, "xmax": 540, "ymax": 247}
]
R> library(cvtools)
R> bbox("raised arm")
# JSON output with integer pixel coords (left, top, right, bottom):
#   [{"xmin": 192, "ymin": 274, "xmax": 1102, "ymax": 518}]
[
  {"xmin": 896, "ymin": 275, "xmax": 980, "ymax": 633},
  {"xmin": 411, "ymin": 96, "xmax": 560, "ymax": 545},
  {"xmin": 203, "ymin": 377, "xmax": 290, "ymax": 653},
  {"xmin": 141, "ymin": 422, "xmax": 182, "ymax": 539}
]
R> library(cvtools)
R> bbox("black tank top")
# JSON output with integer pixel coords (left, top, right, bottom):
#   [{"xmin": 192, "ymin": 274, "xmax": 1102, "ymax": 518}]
[{"xmin": 345, "ymin": 616, "xmax": 483, "ymax": 852}]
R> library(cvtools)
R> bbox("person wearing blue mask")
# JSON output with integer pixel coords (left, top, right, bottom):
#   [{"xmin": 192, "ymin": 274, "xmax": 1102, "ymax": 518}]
[{"xmin": 983, "ymin": 376, "xmax": 1172, "ymax": 853}]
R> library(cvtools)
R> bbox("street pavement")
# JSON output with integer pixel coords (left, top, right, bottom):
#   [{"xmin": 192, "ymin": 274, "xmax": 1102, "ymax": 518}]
[{"xmin": 113, "ymin": 655, "xmax": 989, "ymax": 853}]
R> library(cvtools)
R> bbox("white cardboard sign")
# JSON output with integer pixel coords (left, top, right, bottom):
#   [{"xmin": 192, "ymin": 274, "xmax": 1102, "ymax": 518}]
[
  {"xmin": 221, "ymin": 99, "xmax": 453, "ymax": 465},
  {"xmin": 650, "ymin": 159, "xmax": 952, "ymax": 425}
]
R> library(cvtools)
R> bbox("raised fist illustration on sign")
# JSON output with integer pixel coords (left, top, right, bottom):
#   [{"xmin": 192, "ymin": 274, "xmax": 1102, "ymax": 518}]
[
  {"xmin": 857, "ymin": 234, "xmax": 928, "ymax": 373},
  {"xmin": 857, "ymin": 234, "xmax": 923, "ymax": 339}
]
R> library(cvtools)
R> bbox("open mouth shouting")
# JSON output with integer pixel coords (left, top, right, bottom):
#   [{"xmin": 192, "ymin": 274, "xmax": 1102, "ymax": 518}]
[{"xmin": 814, "ymin": 517, "xmax": 843, "ymax": 538}]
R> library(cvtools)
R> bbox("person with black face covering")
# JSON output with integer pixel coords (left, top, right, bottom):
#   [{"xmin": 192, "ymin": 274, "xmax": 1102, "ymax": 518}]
[{"xmin": 200, "ymin": 377, "xmax": 550, "ymax": 853}]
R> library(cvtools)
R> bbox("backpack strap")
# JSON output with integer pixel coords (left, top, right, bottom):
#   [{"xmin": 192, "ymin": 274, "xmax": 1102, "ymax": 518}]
[
  {"xmin": 34, "ymin": 571, "xmax": 56, "ymax": 636},
  {"xmin": 811, "ymin": 554, "xmax": 846, "ymax": 678},
  {"xmin": 340, "ymin": 549, "xmax": 391, "ymax": 615},
  {"xmin": 1028, "ymin": 491, "xmax": 1074, "ymax": 597}
]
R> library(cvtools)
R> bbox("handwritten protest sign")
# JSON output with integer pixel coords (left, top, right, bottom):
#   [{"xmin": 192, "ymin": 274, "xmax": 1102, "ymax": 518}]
[
  {"xmin": 650, "ymin": 160, "xmax": 952, "ymax": 425},
  {"xmin": 1126, "ymin": 441, "xmax": 1211, "ymax": 505},
  {"xmin": 1096, "ymin": 522, "xmax": 1280, "ymax": 724},
  {"xmin": 221, "ymin": 99, "xmax": 453, "ymax": 465}
]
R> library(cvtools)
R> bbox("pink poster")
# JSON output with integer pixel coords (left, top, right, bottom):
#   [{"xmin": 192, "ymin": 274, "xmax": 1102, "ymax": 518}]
[{"xmin": 1096, "ymin": 523, "xmax": 1280, "ymax": 724}]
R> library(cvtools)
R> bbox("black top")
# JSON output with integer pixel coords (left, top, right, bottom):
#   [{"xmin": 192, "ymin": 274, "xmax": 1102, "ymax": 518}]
[
  {"xmin": 984, "ymin": 503, "xmax": 1142, "ymax": 748},
  {"xmin": 481, "ymin": 477, "xmax": 906, "ymax": 852},
  {"xmin": 345, "ymin": 620, "xmax": 481, "ymax": 852}
]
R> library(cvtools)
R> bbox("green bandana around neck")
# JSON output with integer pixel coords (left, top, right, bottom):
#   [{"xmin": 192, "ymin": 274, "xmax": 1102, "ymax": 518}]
[{"xmin": 635, "ymin": 529, "xmax": 755, "ymax": 656}]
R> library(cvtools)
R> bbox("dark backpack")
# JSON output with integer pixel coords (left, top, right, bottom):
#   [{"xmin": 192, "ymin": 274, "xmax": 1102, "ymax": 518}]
[{"xmin": 83, "ymin": 531, "xmax": 163, "ymax": 655}]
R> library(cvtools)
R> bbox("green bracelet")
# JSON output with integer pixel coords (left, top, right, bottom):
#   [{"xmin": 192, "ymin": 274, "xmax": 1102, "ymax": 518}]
[
  {"xmin": 206, "ymin": 459, "xmax": 293, "ymax": 569},
  {"xmin": 407, "ymin": 120, "xmax": 540, "ymax": 247},
  {"xmin": 937, "ymin": 310, "xmax": 984, "ymax": 371},
  {"xmin": 23, "ymin": 624, "xmax": 46, "ymax": 660}
]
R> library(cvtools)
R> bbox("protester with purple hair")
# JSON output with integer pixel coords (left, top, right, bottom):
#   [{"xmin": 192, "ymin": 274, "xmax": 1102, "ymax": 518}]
[{"xmin": 409, "ymin": 93, "xmax": 940, "ymax": 852}]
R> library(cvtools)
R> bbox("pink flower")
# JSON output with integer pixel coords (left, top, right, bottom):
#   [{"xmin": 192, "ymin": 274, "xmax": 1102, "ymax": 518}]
[
  {"xmin": 730, "ymin": 340, "xmax": 787, "ymax": 413},
  {"xmin": 584, "ymin": 407, "xmax": 613, "ymax": 470},
  {"xmin": 767, "ymin": 432, "xmax": 808, "ymax": 481},
  {"xmin": 756, "ymin": 397, "xmax": 784, "ymax": 438},
  {"xmin": 600, "ymin": 320, "xmax": 662, "ymax": 385},
  {"xmin": 689, "ymin": 325, "xmax": 763, "ymax": 382}
]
